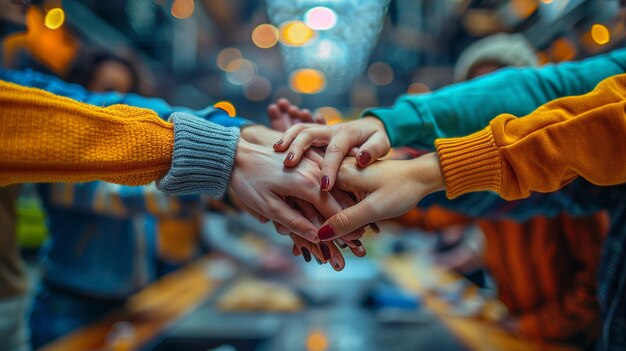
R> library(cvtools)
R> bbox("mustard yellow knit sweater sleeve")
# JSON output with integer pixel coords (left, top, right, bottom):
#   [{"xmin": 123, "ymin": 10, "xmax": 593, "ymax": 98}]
[
  {"xmin": 0, "ymin": 80, "xmax": 173, "ymax": 186},
  {"xmin": 435, "ymin": 74, "xmax": 626, "ymax": 200}
]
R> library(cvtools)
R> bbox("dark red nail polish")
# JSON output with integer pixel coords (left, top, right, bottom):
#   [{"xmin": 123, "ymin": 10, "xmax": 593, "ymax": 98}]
[
  {"xmin": 318, "ymin": 224, "xmax": 335, "ymax": 240},
  {"xmin": 357, "ymin": 151, "xmax": 372, "ymax": 167},
  {"xmin": 286, "ymin": 152, "xmax": 294, "ymax": 161},
  {"xmin": 292, "ymin": 244, "xmax": 299, "ymax": 256},
  {"xmin": 369, "ymin": 222, "xmax": 380, "ymax": 233},
  {"xmin": 301, "ymin": 247, "xmax": 311, "ymax": 262},
  {"xmin": 274, "ymin": 140, "xmax": 284, "ymax": 147},
  {"xmin": 320, "ymin": 176, "xmax": 330, "ymax": 191},
  {"xmin": 320, "ymin": 243, "xmax": 331, "ymax": 260},
  {"xmin": 352, "ymin": 239, "xmax": 362, "ymax": 247}
]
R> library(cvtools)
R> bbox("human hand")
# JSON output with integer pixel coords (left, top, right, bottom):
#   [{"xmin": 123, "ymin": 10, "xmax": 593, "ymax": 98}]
[
  {"xmin": 229, "ymin": 139, "xmax": 350, "ymax": 242},
  {"xmin": 273, "ymin": 117, "xmax": 391, "ymax": 192},
  {"xmin": 316, "ymin": 153, "xmax": 445, "ymax": 241},
  {"xmin": 268, "ymin": 98, "xmax": 326, "ymax": 132}
]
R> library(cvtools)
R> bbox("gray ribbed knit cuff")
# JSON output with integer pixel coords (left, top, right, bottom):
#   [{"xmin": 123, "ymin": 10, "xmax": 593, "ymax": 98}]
[{"xmin": 157, "ymin": 112, "xmax": 239, "ymax": 197}]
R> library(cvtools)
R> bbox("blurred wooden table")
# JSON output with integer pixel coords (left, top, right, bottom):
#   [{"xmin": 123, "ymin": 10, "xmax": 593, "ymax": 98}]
[
  {"xmin": 384, "ymin": 256, "xmax": 581, "ymax": 351},
  {"xmin": 39, "ymin": 256, "xmax": 225, "ymax": 351}
]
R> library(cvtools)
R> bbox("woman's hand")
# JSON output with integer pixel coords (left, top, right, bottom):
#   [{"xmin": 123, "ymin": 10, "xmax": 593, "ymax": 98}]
[
  {"xmin": 316, "ymin": 152, "xmax": 446, "ymax": 241},
  {"xmin": 273, "ymin": 116, "xmax": 391, "ymax": 192},
  {"xmin": 229, "ymin": 139, "xmax": 347, "ymax": 242},
  {"xmin": 268, "ymin": 98, "xmax": 326, "ymax": 132}
]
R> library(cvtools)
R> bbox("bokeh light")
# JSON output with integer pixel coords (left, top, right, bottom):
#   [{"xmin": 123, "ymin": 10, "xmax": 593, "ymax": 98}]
[
  {"xmin": 306, "ymin": 330, "xmax": 329, "ymax": 351},
  {"xmin": 407, "ymin": 82, "xmax": 430, "ymax": 94},
  {"xmin": 510, "ymin": 0, "xmax": 538, "ymax": 20},
  {"xmin": 304, "ymin": 7, "xmax": 338, "ymax": 31},
  {"xmin": 213, "ymin": 101, "xmax": 237, "ymax": 117},
  {"xmin": 216, "ymin": 48, "xmax": 243, "ymax": 72},
  {"xmin": 251, "ymin": 24, "xmax": 280, "ymax": 49},
  {"xmin": 226, "ymin": 59, "xmax": 257, "ymax": 85},
  {"xmin": 540, "ymin": 0, "xmax": 553, "ymax": 4},
  {"xmin": 171, "ymin": 0, "xmax": 195, "ymax": 19},
  {"xmin": 244, "ymin": 76, "xmax": 272, "ymax": 101},
  {"xmin": 289, "ymin": 68, "xmax": 326, "ymax": 94},
  {"xmin": 591, "ymin": 24, "xmax": 611, "ymax": 45},
  {"xmin": 314, "ymin": 107, "xmax": 343, "ymax": 125},
  {"xmin": 44, "ymin": 8, "xmax": 65, "ymax": 30},
  {"xmin": 367, "ymin": 62, "xmax": 394, "ymax": 86},
  {"xmin": 279, "ymin": 21, "xmax": 315, "ymax": 46}
]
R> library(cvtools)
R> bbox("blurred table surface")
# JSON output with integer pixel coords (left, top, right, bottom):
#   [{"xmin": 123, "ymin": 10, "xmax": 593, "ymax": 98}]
[{"xmin": 39, "ymin": 255, "xmax": 582, "ymax": 351}]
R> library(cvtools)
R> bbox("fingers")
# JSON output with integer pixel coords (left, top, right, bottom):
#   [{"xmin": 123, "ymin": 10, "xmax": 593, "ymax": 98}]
[
  {"xmin": 355, "ymin": 131, "xmax": 391, "ymax": 167},
  {"xmin": 325, "ymin": 241, "xmax": 345, "ymax": 271},
  {"xmin": 320, "ymin": 132, "xmax": 359, "ymax": 191},
  {"xmin": 318, "ymin": 197, "xmax": 378, "ymax": 241},
  {"xmin": 314, "ymin": 114, "xmax": 327, "ymax": 125},
  {"xmin": 279, "ymin": 126, "xmax": 333, "ymax": 168},
  {"xmin": 290, "ymin": 234, "xmax": 325, "ymax": 263},
  {"xmin": 267, "ymin": 103, "xmax": 290, "ymax": 132},
  {"xmin": 267, "ymin": 197, "xmax": 319, "ymax": 242}
]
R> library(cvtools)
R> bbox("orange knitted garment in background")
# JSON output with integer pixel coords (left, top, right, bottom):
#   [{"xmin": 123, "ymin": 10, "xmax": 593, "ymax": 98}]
[
  {"xmin": 436, "ymin": 74, "xmax": 626, "ymax": 200},
  {"xmin": 401, "ymin": 206, "xmax": 606, "ymax": 345},
  {"xmin": 0, "ymin": 80, "xmax": 174, "ymax": 186}
]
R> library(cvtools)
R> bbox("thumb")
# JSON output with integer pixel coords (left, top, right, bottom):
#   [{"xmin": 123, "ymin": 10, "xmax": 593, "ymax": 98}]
[{"xmin": 318, "ymin": 199, "xmax": 375, "ymax": 241}]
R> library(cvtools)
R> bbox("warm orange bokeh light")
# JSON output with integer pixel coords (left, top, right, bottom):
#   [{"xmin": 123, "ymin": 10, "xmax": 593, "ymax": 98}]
[
  {"xmin": 407, "ymin": 82, "xmax": 430, "ymax": 95},
  {"xmin": 306, "ymin": 330, "xmax": 329, "ymax": 351},
  {"xmin": 251, "ymin": 24, "xmax": 279, "ymax": 49},
  {"xmin": 591, "ymin": 24, "xmax": 611, "ymax": 45},
  {"xmin": 510, "ymin": 0, "xmax": 538, "ymax": 20},
  {"xmin": 289, "ymin": 69, "xmax": 326, "ymax": 94},
  {"xmin": 280, "ymin": 21, "xmax": 315, "ymax": 46},
  {"xmin": 171, "ymin": 0, "xmax": 195, "ymax": 19},
  {"xmin": 314, "ymin": 107, "xmax": 343, "ymax": 125},
  {"xmin": 44, "ymin": 8, "xmax": 64, "ymax": 30},
  {"xmin": 213, "ymin": 101, "xmax": 237, "ymax": 117},
  {"xmin": 216, "ymin": 48, "xmax": 243, "ymax": 72}
]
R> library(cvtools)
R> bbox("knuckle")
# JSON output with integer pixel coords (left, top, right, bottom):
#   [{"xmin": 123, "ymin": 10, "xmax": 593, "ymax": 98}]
[
  {"xmin": 332, "ymin": 211, "xmax": 352, "ymax": 233},
  {"xmin": 327, "ymin": 143, "xmax": 346, "ymax": 154}
]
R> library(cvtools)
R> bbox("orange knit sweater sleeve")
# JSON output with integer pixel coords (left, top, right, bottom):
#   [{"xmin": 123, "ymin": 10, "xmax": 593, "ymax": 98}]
[
  {"xmin": 0, "ymin": 80, "xmax": 174, "ymax": 186},
  {"xmin": 435, "ymin": 74, "xmax": 626, "ymax": 200}
]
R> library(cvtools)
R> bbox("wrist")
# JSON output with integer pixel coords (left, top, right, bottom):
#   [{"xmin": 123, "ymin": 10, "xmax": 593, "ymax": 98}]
[{"xmin": 408, "ymin": 152, "xmax": 445, "ymax": 199}]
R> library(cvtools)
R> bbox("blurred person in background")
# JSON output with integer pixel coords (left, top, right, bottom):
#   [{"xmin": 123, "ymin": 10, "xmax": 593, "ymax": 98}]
[{"xmin": 64, "ymin": 50, "xmax": 140, "ymax": 94}]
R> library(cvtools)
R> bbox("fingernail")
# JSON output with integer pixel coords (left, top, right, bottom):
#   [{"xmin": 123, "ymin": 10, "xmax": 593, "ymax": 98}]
[
  {"xmin": 305, "ymin": 231, "xmax": 320, "ymax": 243},
  {"xmin": 286, "ymin": 152, "xmax": 294, "ymax": 161},
  {"xmin": 352, "ymin": 239, "xmax": 362, "ymax": 247},
  {"xmin": 274, "ymin": 140, "xmax": 283, "ymax": 147},
  {"xmin": 320, "ymin": 176, "xmax": 329, "ymax": 191},
  {"xmin": 318, "ymin": 224, "xmax": 335, "ymax": 241},
  {"xmin": 315, "ymin": 257, "xmax": 323, "ymax": 265},
  {"xmin": 331, "ymin": 257, "xmax": 342, "ymax": 270},
  {"xmin": 357, "ymin": 151, "xmax": 372, "ymax": 167},
  {"xmin": 301, "ymin": 247, "xmax": 311, "ymax": 262},
  {"xmin": 320, "ymin": 243, "xmax": 331, "ymax": 260},
  {"xmin": 335, "ymin": 238, "xmax": 348, "ymax": 249},
  {"xmin": 356, "ymin": 245, "xmax": 366, "ymax": 255},
  {"xmin": 292, "ymin": 245, "xmax": 299, "ymax": 256},
  {"xmin": 369, "ymin": 223, "xmax": 380, "ymax": 233}
]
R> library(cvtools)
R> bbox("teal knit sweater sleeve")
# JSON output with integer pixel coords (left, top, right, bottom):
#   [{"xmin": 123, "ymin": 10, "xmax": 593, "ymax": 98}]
[{"xmin": 364, "ymin": 48, "xmax": 626, "ymax": 149}]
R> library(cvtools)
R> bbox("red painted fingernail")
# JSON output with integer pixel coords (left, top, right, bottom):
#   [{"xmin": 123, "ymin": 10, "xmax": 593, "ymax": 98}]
[
  {"xmin": 369, "ymin": 222, "xmax": 380, "ymax": 233},
  {"xmin": 318, "ymin": 224, "xmax": 335, "ymax": 240},
  {"xmin": 286, "ymin": 152, "xmax": 294, "ymax": 161},
  {"xmin": 320, "ymin": 176, "xmax": 329, "ymax": 191},
  {"xmin": 357, "ymin": 151, "xmax": 372, "ymax": 167},
  {"xmin": 274, "ymin": 140, "xmax": 284, "ymax": 148},
  {"xmin": 352, "ymin": 239, "xmax": 362, "ymax": 247},
  {"xmin": 301, "ymin": 247, "xmax": 311, "ymax": 262},
  {"xmin": 320, "ymin": 243, "xmax": 331, "ymax": 260},
  {"xmin": 292, "ymin": 245, "xmax": 299, "ymax": 256}
]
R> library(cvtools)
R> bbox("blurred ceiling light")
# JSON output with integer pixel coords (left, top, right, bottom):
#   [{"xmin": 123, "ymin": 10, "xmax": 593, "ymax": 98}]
[
  {"xmin": 226, "ymin": 59, "xmax": 257, "ymax": 85},
  {"xmin": 367, "ymin": 61, "xmax": 394, "ymax": 86},
  {"xmin": 289, "ymin": 68, "xmax": 326, "ymax": 94},
  {"xmin": 306, "ymin": 330, "xmax": 329, "ymax": 351},
  {"xmin": 171, "ymin": 0, "xmax": 195, "ymax": 19},
  {"xmin": 540, "ymin": 0, "xmax": 554, "ymax": 3},
  {"xmin": 213, "ymin": 101, "xmax": 237, "ymax": 117},
  {"xmin": 251, "ymin": 24, "xmax": 280, "ymax": 49},
  {"xmin": 44, "ymin": 8, "xmax": 64, "ymax": 30},
  {"xmin": 217, "ymin": 48, "xmax": 243, "ymax": 71},
  {"xmin": 314, "ymin": 107, "xmax": 343, "ymax": 125},
  {"xmin": 304, "ymin": 7, "xmax": 338, "ymax": 31},
  {"xmin": 407, "ymin": 82, "xmax": 430, "ymax": 95},
  {"xmin": 591, "ymin": 24, "xmax": 611, "ymax": 45},
  {"xmin": 280, "ymin": 21, "xmax": 315, "ymax": 46},
  {"xmin": 244, "ymin": 76, "xmax": 272, "ymax": 101}
]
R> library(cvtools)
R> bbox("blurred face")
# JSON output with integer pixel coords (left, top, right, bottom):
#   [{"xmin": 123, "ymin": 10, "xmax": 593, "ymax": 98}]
[
  {"xmin": 87, "ymin": 60, "xmax": 135, "ymax": 93},
  {"xmin": 0, "ymin": 0, "xmax": 29, "ymax": 26},
  {"xmin": 466, "ymin": 61, "xmax": 504, "ymax": 80}
]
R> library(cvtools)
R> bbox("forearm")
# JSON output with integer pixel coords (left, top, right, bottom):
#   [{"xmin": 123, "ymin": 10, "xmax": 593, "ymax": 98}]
[
  {"xmin": 365, "ymin": 48, "xmax": 626, "ymax": 148},
  {"xmin": 435, "ymin": 74, "xmax": 626, "ymax": 200}
]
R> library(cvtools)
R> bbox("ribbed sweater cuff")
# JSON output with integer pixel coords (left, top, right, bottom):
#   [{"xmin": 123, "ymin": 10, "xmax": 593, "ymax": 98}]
[
  {"xmin": 434, "ymin": 126, "xmax": 501, "ymax": 199},
  {"xmin": 157, "ymin": 112, "xmax": 239, "ymax": 197}
]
